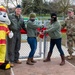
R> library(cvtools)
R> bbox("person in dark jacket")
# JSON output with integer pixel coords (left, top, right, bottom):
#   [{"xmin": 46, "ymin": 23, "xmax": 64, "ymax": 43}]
[
  {"xmin": 7, "ymin": 5, "xmax": 26, "ymax": 67},
  {"xmin": 43, "ymin": 13, "xmax": 65, "ymax": 66},
  {"xmin": 26, "ymin": 12, "xmax": 44, "ymax": 65}
]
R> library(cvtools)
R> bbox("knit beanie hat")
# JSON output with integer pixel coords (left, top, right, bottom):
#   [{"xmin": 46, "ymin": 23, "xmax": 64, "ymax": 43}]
[
  {"xmin": 51, "ymin": 13, "xmax": 57, "ymax": 18},
  {"xmin": 29, "ymin": 13, "xmax": 36, "ymax": 18}
]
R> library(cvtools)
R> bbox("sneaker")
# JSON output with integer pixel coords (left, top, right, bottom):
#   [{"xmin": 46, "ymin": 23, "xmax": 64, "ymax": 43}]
[{"xmin": 15, "ymin": 60, "xmax": 22, "ymax": 64}]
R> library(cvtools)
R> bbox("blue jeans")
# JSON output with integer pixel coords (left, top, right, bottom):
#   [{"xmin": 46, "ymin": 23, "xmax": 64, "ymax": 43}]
[
  {"xmin": 27, "ymin": 37, "xmax": 37, "ymax": 58},
  {"xmin": 49, "ymin": 38, "xmax": 64, "ymax": 55}
]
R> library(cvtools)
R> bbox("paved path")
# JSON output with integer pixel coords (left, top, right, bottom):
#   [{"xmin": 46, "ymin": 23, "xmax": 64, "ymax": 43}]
[
  {"xmin": 13, "ymin": 58, "xmax": 75, "ymax": 75},
  {"xmin": 12, "ymin": 44, "xmax": 75, "ymax": 75},
  {"xmin": 0, "ymin": 69, "xmax": 10, "ymax": 75},
  {"xmin": 0, "ymin": 43, "xmax": 75, "ymax": 75}
]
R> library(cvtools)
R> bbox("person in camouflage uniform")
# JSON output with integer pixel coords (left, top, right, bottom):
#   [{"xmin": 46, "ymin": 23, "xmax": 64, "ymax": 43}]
[{"xmin": 62, "ymin": 8, "xmax": 75, "ymax": 59}]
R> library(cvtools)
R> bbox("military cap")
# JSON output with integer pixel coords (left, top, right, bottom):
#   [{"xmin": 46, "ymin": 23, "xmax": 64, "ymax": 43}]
[
  {"xmin": 29, "ymin": 13, "xmax": 36, "ymax": 18},
  {"xmin": 68, "ymin": 8, "xmax": 73, "ymax": 12}
]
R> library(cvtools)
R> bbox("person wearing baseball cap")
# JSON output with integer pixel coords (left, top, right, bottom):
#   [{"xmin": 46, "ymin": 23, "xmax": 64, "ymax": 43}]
[
  {"xmin": 7, "ymin": 5, "xmax": 26, "ymax": 67},
  {"xmin": 61, "ymin": 7, "xmax": 75, "ymax": 60},
  {"xmin": 67, "ymin": 8, "xmax": 74, "ymax": 18},
  {"xmin": 15, "ymin": 5, "xmax": 22, "ymax": 17},
  {"xmin": 68, "ymin": 8, "xmax": 73, "ymax": 12}
]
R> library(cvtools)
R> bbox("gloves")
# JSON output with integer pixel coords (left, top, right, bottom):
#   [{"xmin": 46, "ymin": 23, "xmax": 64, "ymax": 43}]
[{"xmin": 8, "ymin": 31, "xmax": 14, "ymax": 38}]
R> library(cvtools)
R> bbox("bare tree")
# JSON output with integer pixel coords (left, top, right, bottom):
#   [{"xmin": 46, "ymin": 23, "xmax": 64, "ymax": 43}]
[
  {"xmin": 1, "ymin": 0, "xmax": 21, "ymax": 9},
  {"xmin": 3, "ymin": 0, "xmax": 9, "ymax": 8},
  {"xmin": 50, "ymin": 0, "xmax": 70, "ymax": 17},
  {"xmin": 58, "ymin": 0, "xmax": 70, "ymax": 17},
  {"xmin": 10, "ymin": 0, "xmax": 21, "ymax": 6},
  {"xmin": 22, "ymin": 0, "xmax": 33, "ymax": 14}
]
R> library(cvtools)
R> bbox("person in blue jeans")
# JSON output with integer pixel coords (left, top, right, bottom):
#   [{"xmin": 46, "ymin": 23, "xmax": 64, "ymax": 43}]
[
  {"xmin": 43, "ymin": 13, "xmax": 65, "ymax": 66},
  {"xmin": 26, "ymin": 13, "xmax": 44, "ymax": 65}
]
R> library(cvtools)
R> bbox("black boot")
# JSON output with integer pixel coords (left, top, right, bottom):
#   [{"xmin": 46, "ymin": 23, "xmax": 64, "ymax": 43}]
[
  {"xmin": 60, "ymin": 55, "xmax": 65, "ymax": 66},
  {"xmin": 43, "ymin": 52, "xmax": 52, "ymax": 62}
]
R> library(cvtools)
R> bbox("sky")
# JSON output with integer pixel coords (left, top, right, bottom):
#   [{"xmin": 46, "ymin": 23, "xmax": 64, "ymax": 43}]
[
  {"xmin": 45, "ymin": 0, "xmax": 52, "ymax": 1},
  {"xmin": 46, "ymin": 0, "xmax": 75, "ymax": 5}
]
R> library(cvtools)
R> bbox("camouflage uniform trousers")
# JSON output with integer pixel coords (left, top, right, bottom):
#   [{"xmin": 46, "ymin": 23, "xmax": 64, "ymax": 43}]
[{"xmin": 67, "ymin": 35, "xmax": 75, "ymax": 55}]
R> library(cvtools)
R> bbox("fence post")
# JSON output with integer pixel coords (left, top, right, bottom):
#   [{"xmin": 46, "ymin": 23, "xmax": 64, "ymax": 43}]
[
  {"xmin": 39, "ymin": 38, "xmax": 42, "ymax": 57},
  {"xmin": 43, "ymin": 34, "xmax": 47, "ymax": 59}
]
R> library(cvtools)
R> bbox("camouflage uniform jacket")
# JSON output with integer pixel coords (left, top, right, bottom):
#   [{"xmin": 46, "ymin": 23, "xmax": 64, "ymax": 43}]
[{"xmin": 62, "ymin": 16, "xmax": 75, "ymax": 36}]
